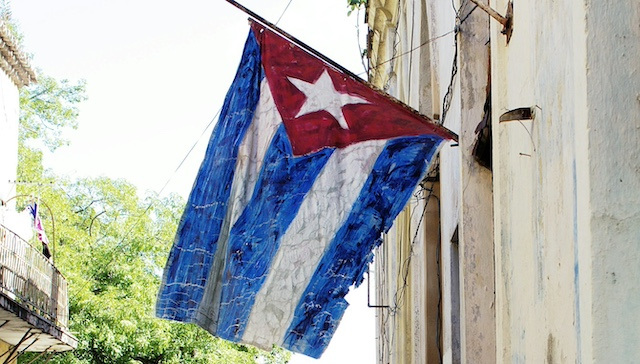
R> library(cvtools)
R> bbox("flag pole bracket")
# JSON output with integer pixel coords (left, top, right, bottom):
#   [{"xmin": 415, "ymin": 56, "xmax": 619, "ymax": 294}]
[
  {"xmin": 499, "ymin": 107, "xmax": 534, "ymax": 123},
  {"xmin": 468, "ymin": 0, "xmax": 513, "ymax": 43}
]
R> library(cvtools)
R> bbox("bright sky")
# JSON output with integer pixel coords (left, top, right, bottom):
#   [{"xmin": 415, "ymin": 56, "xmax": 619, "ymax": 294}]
[{"xmin": 11, "ymin": 1, "xmax": 375, "ymax": 363}]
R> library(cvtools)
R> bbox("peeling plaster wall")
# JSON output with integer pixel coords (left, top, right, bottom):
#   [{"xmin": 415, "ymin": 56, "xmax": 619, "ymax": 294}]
[
  {"xmin": 375, "ymin": 187, "xmax": 442, "ymax": 364},
  {"xmin": 421, "ymin": 3, "xmax": 465, "ymax": 363},
  {"xmin": 583, "ymin": 1, "xmax": 640, "ymax": 362},
  {"xmin": 492, "ymin": 0, "xmax": 584, "ymax": 361},
  {"xmin": 492, "ymin": 0, "xmax": 640, "ymax": 362},
  {"xmin": 370, "ymin": 0, "xmax": 497, "ymax": 363},
  {"xmin": 456, "ymin": 3, "xmax": 496, "ymax": 364},
  {"xmin": 370, "ymin": 1, "xmax": 448, "ymax": 363},
  {"xmin": 371, "ymin": 0, "xmax": 639, "ymax": 362}
]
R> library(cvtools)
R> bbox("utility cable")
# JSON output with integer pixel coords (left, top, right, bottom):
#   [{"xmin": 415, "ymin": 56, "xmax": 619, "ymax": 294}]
[
  {"xmin": 275, "ymin": 0, "xmax": 294, "ymax": 25},
  {"xmin": 75, "ymin": 106, "xmax": 222, "ymax": 297},
  {"xmin": 373, "ymin": 1, "xmax": 478, "ymax": 360},
  {"xmin": 155, "ymin": 108, "xmax": 221, "ymax": 197}
]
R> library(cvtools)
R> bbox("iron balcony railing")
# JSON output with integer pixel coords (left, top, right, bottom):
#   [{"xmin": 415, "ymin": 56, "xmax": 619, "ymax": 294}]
[{"xmin": 0, "ymin": 224, "xmax": 69, "ymax": 328}]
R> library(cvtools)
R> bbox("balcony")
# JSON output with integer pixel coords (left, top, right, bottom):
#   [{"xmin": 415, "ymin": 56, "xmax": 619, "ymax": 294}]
[{"xmin": 0, "ymin": 224, "xmax": 76, "ymax": 354}]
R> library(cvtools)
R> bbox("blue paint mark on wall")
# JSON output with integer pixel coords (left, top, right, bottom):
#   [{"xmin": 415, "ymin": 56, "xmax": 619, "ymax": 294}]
[{"xmin": 572, "ymin": 159, "xmax": 582, "ymax": 362}]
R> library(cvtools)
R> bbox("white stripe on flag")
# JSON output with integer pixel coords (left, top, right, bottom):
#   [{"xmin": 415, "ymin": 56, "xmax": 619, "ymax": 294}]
[
  {"xmin": 196, "ymin": 78, "xmax": 282, "ymax": 331},
  {"xmin": 242, "ymin": 139, "xmax": 387, "ymax": 348}
]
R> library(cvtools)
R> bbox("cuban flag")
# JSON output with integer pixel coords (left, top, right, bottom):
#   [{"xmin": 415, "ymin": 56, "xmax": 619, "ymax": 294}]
[{"xmin": 157, "ymin": 21, "xmax": 455, "ymax": 358}]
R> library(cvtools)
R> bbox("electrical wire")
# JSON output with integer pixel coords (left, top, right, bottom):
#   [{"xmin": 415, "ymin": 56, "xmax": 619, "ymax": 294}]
[
  {"xmin": 407, "ymin": 0, "xmax": 416, "ymax": 102},
  {"xmin": 441, "ymin": 0, "xmax": 476, "ymax": 125},
  {"xmin": 373, "ymin": 1, "xmax": 479, "ymax": 361},
  {"xmin": 379, "ymin": 182, "xmax": 437, "ymax": 363},
  {"xmin": 275, "ymin": 0, "xmax": 294, "ymax": 25},
  {"xmin": 355, "ymin": 7, "xmax": 369, "ymax": 75},
  {"xmin": 155, "ymin": 108, "xmax": 221, "ymax": 197},
  {"xmin": 381, "ymin": 30, "xmax": 455, "ymax": 69},
  {"xmin": 75, "ymin": 106, "xmax": 222, "ymax": 297}
]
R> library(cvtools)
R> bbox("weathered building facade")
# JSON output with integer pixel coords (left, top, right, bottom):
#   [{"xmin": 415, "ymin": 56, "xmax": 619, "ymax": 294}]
[{"xmin": 368, "ymin": 0, "xmax": 640, "ymax": 363}]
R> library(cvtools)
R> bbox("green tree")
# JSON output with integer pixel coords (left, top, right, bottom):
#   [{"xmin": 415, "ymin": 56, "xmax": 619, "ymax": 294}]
[
  {"xmin": 347, "ymin": 0, "xmax": 367, "ymax": 15},
  {"xmin": 19, "ymin": 74, "xmax": 86, "ymax": 152},
  {"xmin": 16, "ymin": 172, "xmax": 289, "ymax": 363},
  {"xmin": 14, "ymin": 38, "xmax": 290, "ymax": 364}
]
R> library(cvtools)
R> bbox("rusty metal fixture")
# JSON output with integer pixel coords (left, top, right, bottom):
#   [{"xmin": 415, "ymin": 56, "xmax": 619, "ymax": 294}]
[
  {"xmin": 469, "ymin": 0, "xmax": 514, "ymax": 43},
  {"xmin": 499, "ymin": 107, "xmax": 534, "ymax": 122}
]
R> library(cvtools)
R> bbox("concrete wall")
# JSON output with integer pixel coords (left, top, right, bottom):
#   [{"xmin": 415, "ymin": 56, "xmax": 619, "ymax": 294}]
[
  {"xmin": 580, "ymin": 1, "xmax": 640, "ymax": 362},
  {"xmin": 375, "ymin": 185, "xmax": 441, "ymax": 364},
  {"xmin": 370, "ymin": 2, "xmax": 444, "ymax": 363},
  {"xmin": 456, "ymin": 3, "xmax": 496, "ymax": 363},
  {"xmin": 369, "ymin": 1, "xmax": 497, "ymax": 363},
  {"xmin": 372, "ymin": 0, "xmax": 640, "ymax": 362},
  {"xmin": 491, "ymin": 0, "xmax": 640, "ymax": 362},
  {"xmin": 492, "ymin": 0, "xmax": 584, "ymax": 360}
]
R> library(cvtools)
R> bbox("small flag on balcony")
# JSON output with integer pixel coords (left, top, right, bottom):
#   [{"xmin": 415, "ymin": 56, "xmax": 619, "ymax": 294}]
[
  {"xmin": 156, "ymin": 21, "xmax": 455, "ymax": 358},
  {"xmin": 28, "ymin": 202, "xmax": 51, "ymax": 259}
]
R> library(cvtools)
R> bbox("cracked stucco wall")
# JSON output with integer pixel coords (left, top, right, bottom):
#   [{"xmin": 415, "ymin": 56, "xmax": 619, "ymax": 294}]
[
  {"xmin": 370, "ymin": 0, "xmax": 496, "ymax": 363},
  {"xmin": 492, "ymin": 0, "xmax": 640, "ymax": 362}
]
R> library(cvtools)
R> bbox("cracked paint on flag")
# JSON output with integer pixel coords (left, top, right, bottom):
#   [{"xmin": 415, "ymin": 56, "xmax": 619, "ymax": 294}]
[{"xmin": 156, "ymin": 22, "xmax": 453, "ymax": 359}]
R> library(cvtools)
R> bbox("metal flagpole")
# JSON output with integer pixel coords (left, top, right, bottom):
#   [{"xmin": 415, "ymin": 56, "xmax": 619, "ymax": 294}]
[
  {"xmin": 223, "ymin": 0, "xmax": 364, "ymax": 82},
  {"xmin": 222, "ymin": 0, "xmax": 459, "ymax": 142}
]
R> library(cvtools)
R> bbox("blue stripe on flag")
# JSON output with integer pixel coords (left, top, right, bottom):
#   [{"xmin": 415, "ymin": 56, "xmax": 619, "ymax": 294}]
[
  {"xmin": 282, "ymin": 135, "xmax": 443, "ymax": 358},
  {"xmin": 216, "ymin": 125, "xmax": 334, "ymax": 341},
  {"xmin": 156, "ymin": 31, "xmax": 263, "ymax": 321}
]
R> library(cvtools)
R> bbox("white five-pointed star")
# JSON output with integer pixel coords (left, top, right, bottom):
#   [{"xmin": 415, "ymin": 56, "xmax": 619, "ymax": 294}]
[{"xmin": 288, "ymin": 70, "xmax": 369, "ymax": 129}]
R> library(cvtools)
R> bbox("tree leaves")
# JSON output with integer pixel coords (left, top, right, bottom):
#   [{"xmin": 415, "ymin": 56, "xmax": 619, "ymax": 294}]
[
  {"xmin": 16, "ymin": 73, "xmax": 290, "ymax": 364},
  {"xmin": 347, "ymin": 0, "xmax": 367, "ymax": 15},
  {"xmin": 19, "ymin": 73, "xmax": 86, "ymax": 152}
]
